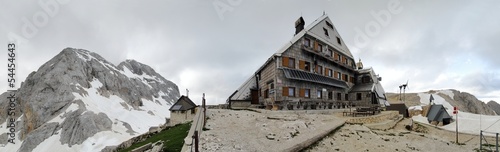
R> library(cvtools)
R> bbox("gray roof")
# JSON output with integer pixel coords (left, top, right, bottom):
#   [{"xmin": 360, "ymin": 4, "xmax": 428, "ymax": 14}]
[
  {"xmin": 426, "ymin": 104, "xmax": 451, "ymax": 122},
  {"xmin": 275, "ymin": 14, "xmax": 353, "ymax": 59},
  {"xmin": 169, "ymin": 96, "xmax": 196, "ymax": 111},
  {"xmin": 230, "ymin": 76, "xmax": 256, "ymax": 101},
  {"xmin": 350, "ymin": 83, "xmax": 373, "ymax": 92},
  {"xmin": 282, "ymin": 68, "xmax": 348, "ymax": 88}
]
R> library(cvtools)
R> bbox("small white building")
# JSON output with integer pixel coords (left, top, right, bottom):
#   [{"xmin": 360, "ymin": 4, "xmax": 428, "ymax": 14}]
[{"xmin": 169, "ymin": 96, "xmax": 197, "ymax": 125}]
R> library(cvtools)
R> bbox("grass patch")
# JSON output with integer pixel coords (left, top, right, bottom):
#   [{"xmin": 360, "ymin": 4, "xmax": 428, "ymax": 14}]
[{"xmin": 118, "ymin": 122, "xmax": 192, "ymax": 152}]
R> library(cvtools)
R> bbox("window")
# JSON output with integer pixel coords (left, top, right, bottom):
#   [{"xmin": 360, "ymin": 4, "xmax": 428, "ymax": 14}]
[
  {"xmin": 305, "ymin": 89, "xmax": 310, "ymax": 98},
  {"xmin": 299, "ymin": 89, "xmax": 310, "ymax": 98},
  {"xmin": 299, "ymin": 60, "xmax": 311, "ymax": 72},
  {"xmin": 317, "ymin": 90, "xmax": 322, "ymax": 99},
  {"xmin": 336, "ymin": 54, "xmax": 341, "ymax": 61},
  {"xmin": 337, "ymin": 37, "xmax": 341, "ymax": 45},
  {"xmin": 305, "ymin": 61, "xmax": 310, "ymax": 71},
  {"xmin": 317, "ymin": 65, "xmax": 323, "ymax": 75},
  {"xmin": 328, "ymin": 92, "xmax": 333, "ymax": 100},
  {"xmin": 345, "ymin": 94, "xmax": 349, "ymax": 101},
  {"xmin": 266, "ymin": 81, "xmax": 274, "ymax": 98},
  {"xmin": 343, "ymin": 74, "xmax": 348, "ymax": 81},
  {"xmin": 357, "ymin": 93, "xmax": 362, "ymax": 100},
  {"xmin": 326, "ymin": 21, "xmax": 334, "ymax": 29},
  {"xmin": 327, "ymin": 49, "xmax": 333, "ymax": 57},
  {"xmin": 337, "ymin": 93, "xmax": 342, "ymax": 101},
  {"xmin": 304, "ymin": 38, "xmax": 310, "ymax": 47},
  {"xmin": 323, "ymin": 28, "xmax": 329, "ymax": 37},
  {"xmin": 362, "ymin": 76, "xmax": 371, "ymax": 83},
  {"xmin": 289, "ymin": 58, "xmax": 295, "ymax": 68},
  {"xmin": 337, "ymin": 72, "xmax": 342, "ymax": 80},
  {"xmin": 327, "ymin": 69, "xmax": 333, "ymax": 77},
  {"xmin": 318, "ymin": 44, "xmax": 323, "ymax": 52},
  {"xmin": 288, "ymin": 87, "xmax": 295, "ymax": 97}
]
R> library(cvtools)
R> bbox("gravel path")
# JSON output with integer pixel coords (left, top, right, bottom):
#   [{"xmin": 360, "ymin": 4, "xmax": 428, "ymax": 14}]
[{"xmin": 200, "ymin": 109, "xmax": 345, "ymax": 152}]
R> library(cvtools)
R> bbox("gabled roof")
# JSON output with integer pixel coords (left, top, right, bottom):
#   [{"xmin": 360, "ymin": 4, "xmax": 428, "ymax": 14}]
[
  {"xmin": 275, "ymin": 14, "xmax": 353, "ymax": 59},
  {"xmin": 426, "ymin": 104, "xmax": 451, "ymax": 122},
  {"xmin": 169, "ymin": 95, "xmax": 196, "ymax": 111},
  {"xmin": 253, "ymin": 14, "xmax": 354, "ymax": 79},
  {"xmin": 229, "ymin": 76, "xmax": 256, "ymax": 101}
]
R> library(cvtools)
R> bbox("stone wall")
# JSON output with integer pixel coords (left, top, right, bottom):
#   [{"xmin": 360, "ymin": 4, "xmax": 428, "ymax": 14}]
[
  {"xmin": 230, "ymin": 101, "xmax": 251, "ymax": 109},
  {"xmin": 170, "ymin": 108, "xmax": 196, "ymax": 126},
  {"xmin": 346, "ymin": 111, "xmax": 400, "ymax": 124}
]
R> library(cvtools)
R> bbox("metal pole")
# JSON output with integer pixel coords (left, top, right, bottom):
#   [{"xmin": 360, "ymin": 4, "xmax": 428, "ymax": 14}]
[
  {"xmin": 456, "ymin": 112, "xmax": 458, "ymax": 144},
  {"xmin": 480, "ymin": 130, "xmax": 482, "ymax": 151},
  {"xmin": 496, "ymin": 133, "xmax": 498, "ymax": 152}
]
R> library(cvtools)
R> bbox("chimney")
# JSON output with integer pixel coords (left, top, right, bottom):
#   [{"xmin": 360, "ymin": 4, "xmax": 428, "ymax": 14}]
[{"xmin": 295, "ymin": 17, "xmax": 305, "ymax": 35}]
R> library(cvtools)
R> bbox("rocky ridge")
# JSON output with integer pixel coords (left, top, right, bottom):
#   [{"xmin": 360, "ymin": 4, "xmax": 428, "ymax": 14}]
[
  {"xmin": 0, "ymin": 48, "xmax": 180, "ymax": 152},
  {"xmin": 487, "ymin": 101, "xmax": 500, "ymax": 115},
  {"xmin": 386, "ymin": 89, "xmax": 497, "ymax": 116}
]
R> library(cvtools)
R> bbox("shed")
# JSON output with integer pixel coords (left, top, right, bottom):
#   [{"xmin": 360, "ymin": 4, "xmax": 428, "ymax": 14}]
[
  {"xmin": 169, "ymin": 96, "xmax": 197, "ymax": 125},
  {"xmin": 426, "ymin": 104, "xmax": 451, "ymax": 125},
  {"xmin": 386, "ymin": 103, "xmax": 409, "ymax": 117}
]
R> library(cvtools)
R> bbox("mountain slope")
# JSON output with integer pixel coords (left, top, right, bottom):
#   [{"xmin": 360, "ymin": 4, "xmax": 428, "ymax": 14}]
[
  {"xmin": 0, "ymin": 48, "xmax": 180, "ymax": 152},
  {"xmin": 387, "ymin": 89, "xmax": 496, "ymax": 115},
  {"xmin": 488, "ymin": 101, "xmax": 500, "ymax": 115}
]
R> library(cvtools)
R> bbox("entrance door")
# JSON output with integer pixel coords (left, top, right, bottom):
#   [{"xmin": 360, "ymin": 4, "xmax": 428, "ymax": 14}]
[{"xmin": 251, "ymin": 89, "xmax": 259, "ymax": 104}]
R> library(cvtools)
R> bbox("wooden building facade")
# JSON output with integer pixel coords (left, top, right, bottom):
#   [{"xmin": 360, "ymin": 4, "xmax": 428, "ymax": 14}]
[{"xmin": 228, "ymin": 14, "xmax": 388, "ymax": 109}]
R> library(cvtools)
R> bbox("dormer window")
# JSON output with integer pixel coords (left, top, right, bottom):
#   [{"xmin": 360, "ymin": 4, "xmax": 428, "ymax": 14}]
[
  {"xmin": 304, "ymin": 38, "xmax": 310, "ymax": 47},
  {"xmin": 337, "ymin": 37, "xmax": 341, "ymax": 45},
  {"xmin": 326, "ymin": 21, "xmax": 334, "ymax": 29},
  {"xmin": 323, "ymin": 28, "xmax": 329, "ymax": 37}
]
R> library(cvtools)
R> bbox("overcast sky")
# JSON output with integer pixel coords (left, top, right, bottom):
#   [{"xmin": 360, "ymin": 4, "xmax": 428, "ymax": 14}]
[{"xmin": 1, "ymin": 0, "xmax": 500, "ymax": 105}]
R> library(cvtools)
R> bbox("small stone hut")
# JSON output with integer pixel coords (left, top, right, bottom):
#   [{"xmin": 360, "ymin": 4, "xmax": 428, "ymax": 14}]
[{"xmin": 169, "ymin": 96, "xmax": 197, "ymax": 125}]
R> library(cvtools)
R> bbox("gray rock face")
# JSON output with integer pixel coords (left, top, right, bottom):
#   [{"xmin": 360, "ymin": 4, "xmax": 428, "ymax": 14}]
[
  {"xmin": 60, "ymin": 110, "xmax": 112, "ymax": 146},
  {"xmin": 450, "ymin": 90, "xmax": 497, "ymax": 115},
  {"xmin": 0, "ymin": 48, "xmax": 180, "ymax": 151},
  {"xmin": 487, "ymin": 101, "xmax": 500, "ymax": 115},
  {"xmin": 18, "ymin": 123, "xmax": 59, "ymax": 152}
]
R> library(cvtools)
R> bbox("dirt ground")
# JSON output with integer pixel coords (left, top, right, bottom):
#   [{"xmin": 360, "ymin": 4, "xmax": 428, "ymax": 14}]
[
  {"xmin": 198, "ymin": 108, "xmax": 498, "ymax": 152},
  {"xmin": 199, "ymin": 109, "xmax": 345, "ymax": 152},
  {"xmin": 305, "ymin": 118, "xmax": 499, "ymax": 152}
]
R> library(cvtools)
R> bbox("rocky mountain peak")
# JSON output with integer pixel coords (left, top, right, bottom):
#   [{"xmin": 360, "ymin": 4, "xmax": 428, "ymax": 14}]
[
  {"xmin": 448, "ymin": 89, "xmax": 497, "ymax": 115},
  {"xmin": 0, "ymin": 48, "xmax": 180, "ymax": 152}
]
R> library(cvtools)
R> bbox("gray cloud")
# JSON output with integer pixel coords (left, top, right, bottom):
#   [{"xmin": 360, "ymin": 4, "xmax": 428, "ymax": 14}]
[{"xmin": 2, "ymin": 0, "xmax": 500, "ymax": 104}]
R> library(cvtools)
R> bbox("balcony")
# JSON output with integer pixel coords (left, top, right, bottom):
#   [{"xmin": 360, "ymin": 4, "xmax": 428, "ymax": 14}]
[{"xmin": 301, "ymin": 44, "xmax": 355, "ymax": 70}]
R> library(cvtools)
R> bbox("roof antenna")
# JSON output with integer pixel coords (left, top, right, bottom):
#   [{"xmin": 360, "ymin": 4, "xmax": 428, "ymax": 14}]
[
  {"xmin": 186, "ymin": 88, "xmax": 189, "ymax": 97},
  {"xmin": 323, "ymin": 10, "xmax": 325, "ymax": 15}
]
